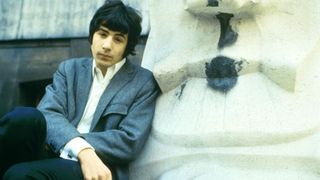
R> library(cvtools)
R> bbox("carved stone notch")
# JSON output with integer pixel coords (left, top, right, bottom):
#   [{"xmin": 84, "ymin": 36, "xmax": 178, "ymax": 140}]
[
  {"xmin": 216, "ymin": 13, "xmax": 238, "ymax": 49},
  {"xmin": 207, "ymin": 0, "xmax": 219, "ymax": 7}
]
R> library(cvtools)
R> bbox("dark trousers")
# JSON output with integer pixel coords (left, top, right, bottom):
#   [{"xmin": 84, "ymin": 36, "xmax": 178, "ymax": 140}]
[{"xmin": 0, "ymin": 107, "xmax": 83, "ymax": 180}]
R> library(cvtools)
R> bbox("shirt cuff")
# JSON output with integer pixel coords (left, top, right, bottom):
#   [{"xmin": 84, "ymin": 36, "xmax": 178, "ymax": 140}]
[{"xmin": 60, "ymin": 137, "xmax": 94, "ymax": 161}]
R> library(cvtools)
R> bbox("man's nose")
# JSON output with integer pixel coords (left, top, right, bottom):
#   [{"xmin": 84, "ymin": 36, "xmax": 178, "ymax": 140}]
[{"xmin": 102, "ymin": 37, "xmax": 113, "ymax": 50}]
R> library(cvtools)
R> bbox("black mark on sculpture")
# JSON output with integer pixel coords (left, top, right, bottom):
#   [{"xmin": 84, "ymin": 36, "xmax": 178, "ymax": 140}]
[
  {"xmin": 175, "ymin": 81, "xmax": 187, "ymax": 99},
  {"xmin": 216, "ymin": 13, "xmax": 238, "ymax": 49},
  {"xmin": 205, "ymin": 56, "xmax": 242, "ymax": 92}
]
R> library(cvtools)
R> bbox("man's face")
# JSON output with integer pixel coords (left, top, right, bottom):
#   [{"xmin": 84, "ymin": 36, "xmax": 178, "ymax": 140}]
[{"xmin": 91, "ymin": 26, "xmax": 128, "ymax": 73}]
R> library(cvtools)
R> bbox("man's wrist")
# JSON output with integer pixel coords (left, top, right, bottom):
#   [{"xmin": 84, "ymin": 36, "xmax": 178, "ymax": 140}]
[
  {"xmin": 60, "ymin": 137, "xmax": 94, "ymax": 160},
  {"xmin": 78, "ymin": 148, "xmax": 97, "ymax": 162}
]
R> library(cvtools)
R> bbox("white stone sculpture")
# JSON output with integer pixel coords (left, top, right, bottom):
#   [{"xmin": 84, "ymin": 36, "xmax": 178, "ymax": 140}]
[{"xmin": 130, "ymin": 0, "xmax": 320, "ymax": 179}]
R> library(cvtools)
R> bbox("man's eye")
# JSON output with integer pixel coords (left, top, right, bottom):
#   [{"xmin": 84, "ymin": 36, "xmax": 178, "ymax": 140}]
[
  {"xmin": 114, "ymin": 37, "xmax": 124, "ymax": 43},
  {"xmin": 99, "ymin": 32, "xmax": 107, "ymax": 38}
]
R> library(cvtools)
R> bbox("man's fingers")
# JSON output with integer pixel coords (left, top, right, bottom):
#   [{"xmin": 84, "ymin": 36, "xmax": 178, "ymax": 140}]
[
  {"xmin": 78, "ymin": 149, "xmax": 112, "ymax": 180},
  {"xmin": 81, "ymin": 163, "xmax": 111, "ymax": 180},
  {"xmin": 100, "ymin": 166, "xmax": 112, "ymax": 180}
]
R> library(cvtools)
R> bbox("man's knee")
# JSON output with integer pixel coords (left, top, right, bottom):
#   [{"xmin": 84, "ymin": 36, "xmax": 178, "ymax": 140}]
[
  {"xmin": 2, "ymin": 107, "xmax": 45, "ymax": 124},
  {"xmin": 0, "ymin": 107, "xmax": 46, "ymax": 130},
  {"xmin": 0, "ymin": 107, "xmax": 47, "ymax": 161}
]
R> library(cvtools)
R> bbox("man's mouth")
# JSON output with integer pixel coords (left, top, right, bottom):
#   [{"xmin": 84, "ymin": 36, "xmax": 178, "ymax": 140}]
[{"xmin": 98, "ymin": 53, "xmax": 112, "ymax": 60}]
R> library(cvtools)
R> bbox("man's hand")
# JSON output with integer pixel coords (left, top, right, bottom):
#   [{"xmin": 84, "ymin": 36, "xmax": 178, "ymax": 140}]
[{"xmin": 78, "ymin": 148, "xmax": 112, "ymax": 180}]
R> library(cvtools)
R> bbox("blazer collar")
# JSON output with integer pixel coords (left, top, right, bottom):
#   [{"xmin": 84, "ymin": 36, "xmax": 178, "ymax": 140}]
[
  {"xmin": 72, "ymin": 58, "xmax": 93, "ymax": 126},
  {"xmin": 90, "ymin": 60, "xmax": 136, "ymax": 131}
]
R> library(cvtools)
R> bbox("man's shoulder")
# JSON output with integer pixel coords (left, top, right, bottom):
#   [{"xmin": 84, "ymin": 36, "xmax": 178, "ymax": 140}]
[
  {"xmin": 126, "ymin": 61, "xmax": 159, "ymax": 91},
  {"xmin": 127, "ymin": 60, "xmax": 153, "ymax": 78},
  {"xmin": 56, "ymin": 57, "xmax": 92, "ymax": 74}
]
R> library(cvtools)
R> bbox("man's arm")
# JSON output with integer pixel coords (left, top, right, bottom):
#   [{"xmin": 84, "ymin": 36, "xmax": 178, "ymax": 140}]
[
  {"xmin": 37, "ymin": 60, "xmax": 82, "ymax": 153},
  {"xmin": 82, "ymin": 75, "xmax": 160, "ymax": 165},
  {"xmin": 38, "ymin": 60, "xmax": 113, "ymax": 180}
]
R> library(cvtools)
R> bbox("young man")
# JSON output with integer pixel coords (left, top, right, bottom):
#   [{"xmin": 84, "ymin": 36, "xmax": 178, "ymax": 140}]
[{"xmin": 0, "ymin": 1, "xmax": 159, "ymax": 179}]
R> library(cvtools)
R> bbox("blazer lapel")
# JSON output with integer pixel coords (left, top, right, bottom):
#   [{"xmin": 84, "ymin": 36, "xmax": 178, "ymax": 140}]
[
  {"xmin": 90, "ymin": 61, "xmax": 135, "ymax": 131},
  {"xmin": 72, "ymin": 58, "xmax": 93, "ymax": 126}
]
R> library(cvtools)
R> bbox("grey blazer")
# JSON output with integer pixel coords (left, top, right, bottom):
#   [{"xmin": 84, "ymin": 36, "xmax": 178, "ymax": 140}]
[{"xmin": 37, "ymin": 57, "xmax": 160, "ymax": 179}]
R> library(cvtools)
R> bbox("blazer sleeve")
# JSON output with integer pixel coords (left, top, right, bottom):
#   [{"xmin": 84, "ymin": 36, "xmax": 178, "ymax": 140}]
[
  {"xmin": 82, "ymin": 75, "xmax": 160, "ymax": 165},
  {"xmin": 37, "ymin": 61, "xmax": 81, "ymax": 153}
]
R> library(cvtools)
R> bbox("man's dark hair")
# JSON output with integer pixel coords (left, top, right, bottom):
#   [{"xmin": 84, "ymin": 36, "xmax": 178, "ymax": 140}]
[{"xmin": 89, "ymin": 0, "xmax": 142, "ymax": 58}]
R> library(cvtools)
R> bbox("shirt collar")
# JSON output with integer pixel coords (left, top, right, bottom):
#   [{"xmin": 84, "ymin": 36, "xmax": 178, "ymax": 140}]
[{"xmin": 92, "ymin": 58, "xmax": 126, "ymax": 80}]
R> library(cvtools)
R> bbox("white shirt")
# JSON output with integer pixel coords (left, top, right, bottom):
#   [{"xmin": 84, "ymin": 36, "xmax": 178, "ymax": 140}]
[{"xmin": 60, "ymin": 58, "xmax": 126, "ymax": 161}]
